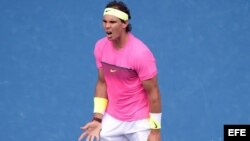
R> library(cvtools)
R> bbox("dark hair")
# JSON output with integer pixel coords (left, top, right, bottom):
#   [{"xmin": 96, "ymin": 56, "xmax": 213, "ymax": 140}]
[{"xmin": 105, "ymin": 0, "xmax": 132, "ymax": 32}]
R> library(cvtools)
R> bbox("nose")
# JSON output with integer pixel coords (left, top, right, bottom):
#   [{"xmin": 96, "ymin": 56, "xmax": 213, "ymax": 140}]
[{"xmin": 104, "ymin": 22, "xmax": 111, "ymax": 29}]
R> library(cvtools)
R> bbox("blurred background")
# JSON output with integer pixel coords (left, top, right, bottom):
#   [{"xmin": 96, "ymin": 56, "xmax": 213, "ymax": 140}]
[{"xmin": 0, "ymin": 0, "xmax": 249, "ymax": 140}]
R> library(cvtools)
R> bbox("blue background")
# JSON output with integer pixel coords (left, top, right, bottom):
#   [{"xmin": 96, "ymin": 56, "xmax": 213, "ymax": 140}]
[{"xmin": 0, "ymin": 0, "xmax": 249, "ymax": 141}]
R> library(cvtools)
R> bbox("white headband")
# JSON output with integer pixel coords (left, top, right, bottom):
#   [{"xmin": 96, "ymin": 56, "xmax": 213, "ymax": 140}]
[{"xmin": 103, "ymin": 8, "xmax": 129, "ymax": 21}]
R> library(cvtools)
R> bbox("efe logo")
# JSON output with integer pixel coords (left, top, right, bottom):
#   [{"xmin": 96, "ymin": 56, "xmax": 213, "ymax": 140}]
[{"xmin": 224, "ymin": 125, "xmax": 250, "ymax": 141}]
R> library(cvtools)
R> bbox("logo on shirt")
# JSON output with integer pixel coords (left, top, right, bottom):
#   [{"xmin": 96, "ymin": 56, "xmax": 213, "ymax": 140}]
[{"xmin": 110, "ymin": 69, "xmax": 117, "ymax": 73}]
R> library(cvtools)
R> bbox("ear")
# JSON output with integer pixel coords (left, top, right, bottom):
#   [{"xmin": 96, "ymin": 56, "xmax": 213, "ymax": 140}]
[{"xmin": 122, "ymin": 21, "xmax": 129, "ymax": 29}]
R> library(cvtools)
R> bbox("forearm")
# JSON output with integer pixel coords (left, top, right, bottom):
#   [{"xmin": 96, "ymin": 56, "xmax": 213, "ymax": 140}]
[
  {"xmin": 142, "ymin": 76, "xmax": 162, "ymax": 131},
  {"xmin": 94, "ymin": 79, "xmax": 107, "ymax": 98},
  {"xmin": 93, "ymin": 81, "xmax": 107, "ymax": 119},
  {"xmin": 92, "ymin": 69, "xmax": 108, "ymax": 120},
  {"xmin": 149, "ymin": 88, "xmax": 162, "ymax": 130},
  {"xmin": 144, "ymin": 77, "xmax": 162, "ymax": 113},
  {"xmin": 148, "ymin": 89, "xmax": 162, "ymax": 113}
]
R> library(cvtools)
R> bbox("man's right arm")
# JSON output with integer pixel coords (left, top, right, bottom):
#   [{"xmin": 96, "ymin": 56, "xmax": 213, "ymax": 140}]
[
  {"xmin": 78, "ymin": 69, "xmax": 107, "ymax": 141},
  {"xmin": 93, "ymin": 68, "xmax": 108, "ymax": 119}
]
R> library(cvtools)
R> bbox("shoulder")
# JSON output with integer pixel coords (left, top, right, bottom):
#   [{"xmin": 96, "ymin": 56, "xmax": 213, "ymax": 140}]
[
  {"xmin": 129, "ymin": 34, "xmax": 146, "ymax": 48},
  {"xmin": 129, "ymin": 34, "xmax": 154, "ymax": 58},
  {"xmin": 95, "ymin": 37, "xmax": 108, "ymax": 48},
  {"xmin": 94, "ymin": 37, "xmax": 109, "ymax": 54}
]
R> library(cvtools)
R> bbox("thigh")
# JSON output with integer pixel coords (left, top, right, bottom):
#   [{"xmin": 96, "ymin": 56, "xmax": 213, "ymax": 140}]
[
  {"xmin": 100, "ymin": 135, "xmax": 128, "ymax": 141},
  {"xmin": 100, "ymin": 114, "xmax": 128, "ymax": 140},
  {"xmin": 126, "ymin": 130, "xmax": 150, "ymax": 141},
  {"xmin": 100, "ymin": 114, "xmax": 123, "ymax": 136}
]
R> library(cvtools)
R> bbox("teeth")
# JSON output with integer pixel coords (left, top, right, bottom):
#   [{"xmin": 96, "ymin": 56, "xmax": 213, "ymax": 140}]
[{"xmin": 107, "ymin": 32, "xmax": 112, "ymax": 35}]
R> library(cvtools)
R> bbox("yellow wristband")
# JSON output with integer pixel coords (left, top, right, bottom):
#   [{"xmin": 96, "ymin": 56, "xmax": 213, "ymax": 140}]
[
  {"xmin": 149, "ymin": 113, "xmax": 162, "ymax": 129},
  {"xmin": 93, "ymin": 97, "xmax": 108, "ymax": 114}
]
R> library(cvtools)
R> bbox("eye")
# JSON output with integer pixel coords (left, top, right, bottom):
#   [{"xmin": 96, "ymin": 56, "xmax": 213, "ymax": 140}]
[
  {"xmin": 110, "ymin": 20, "xmax": 117, "ymax": 24},
  {"xmin": 102, "ymin": 19, "xmax": 107, "ymax": 23}
]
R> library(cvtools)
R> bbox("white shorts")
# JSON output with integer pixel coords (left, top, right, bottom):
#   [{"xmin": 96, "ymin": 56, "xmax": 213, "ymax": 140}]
[{"xmin": 100, "ymin": 113, "xmax": 151, "ymax": 141}]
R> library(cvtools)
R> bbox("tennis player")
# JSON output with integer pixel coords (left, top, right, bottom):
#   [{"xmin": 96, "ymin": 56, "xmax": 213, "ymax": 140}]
[{"xmin": 79, "ymin": 0, "xmax": 162, "ymax": 140}]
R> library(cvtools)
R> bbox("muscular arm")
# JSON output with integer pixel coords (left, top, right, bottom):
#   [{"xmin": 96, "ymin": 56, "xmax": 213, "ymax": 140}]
[
  {"xmin": 78, "ymin": 69, "xmax": 107, "ymax": 141},
  {"xmin": 142, "ymin": 76, "xmax": 162, "ymax": 140},
  {"xmin": 95, "ymin": 69, "xmax": 107, "ymax": 98},
  {"xmin": 142, "ymin": 76, "xmax": 162, "ymax": 113},
  {"xmin": 93, "ymin": 69, "xmax": 108, "ymax": 119}
]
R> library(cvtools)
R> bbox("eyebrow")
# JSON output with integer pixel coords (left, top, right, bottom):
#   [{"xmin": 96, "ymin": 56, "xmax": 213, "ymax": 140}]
[{"xmin": 103, "ymin": 19, "xmax": 118, "ymax": 23}]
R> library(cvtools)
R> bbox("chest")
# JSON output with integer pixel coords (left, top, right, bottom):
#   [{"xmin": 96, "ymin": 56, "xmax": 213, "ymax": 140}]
[
  {"xmin": 101, "ymin": 62, "xmax": 137, "ymax": 80},
  {"xmin": 101, "ymin": 44, "xmax": 134, "ymax": 69}
]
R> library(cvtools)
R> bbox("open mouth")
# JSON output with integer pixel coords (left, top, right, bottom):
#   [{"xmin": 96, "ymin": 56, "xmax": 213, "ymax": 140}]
[{"xmin": 106, "ymin": 31, "xmax": 112, "ymax": 35}]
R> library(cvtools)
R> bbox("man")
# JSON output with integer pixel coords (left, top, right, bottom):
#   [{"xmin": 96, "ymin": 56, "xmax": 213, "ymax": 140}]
[{"xmin": 78, "ymin": 1, "xmax": 162, "ymax": 141}]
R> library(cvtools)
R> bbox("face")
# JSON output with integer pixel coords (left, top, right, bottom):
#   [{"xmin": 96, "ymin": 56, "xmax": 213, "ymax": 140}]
[{"xmin": 102, "ymin": 15, "xmax": 128, "ymax": 41}]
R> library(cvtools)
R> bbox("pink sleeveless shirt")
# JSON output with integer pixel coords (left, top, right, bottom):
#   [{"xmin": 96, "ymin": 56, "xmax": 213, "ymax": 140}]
[{"xmin": 94, "ymin": 33, "xmax": 157, "ymax": 121}]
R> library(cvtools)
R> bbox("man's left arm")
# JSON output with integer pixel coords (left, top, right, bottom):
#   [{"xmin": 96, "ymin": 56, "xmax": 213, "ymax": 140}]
[{"xmin": 142, "ymin": 76, "xmax": 162, "ymax": 141}]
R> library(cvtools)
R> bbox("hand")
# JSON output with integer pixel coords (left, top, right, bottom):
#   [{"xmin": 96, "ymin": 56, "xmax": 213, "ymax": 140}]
[
  {"xmin": 147, "ymin": 129, "xmax": 161, "ymax": 141},
  {"xmin": 78, "ymin": 121, "xmax": 102, "ymax": 141}
]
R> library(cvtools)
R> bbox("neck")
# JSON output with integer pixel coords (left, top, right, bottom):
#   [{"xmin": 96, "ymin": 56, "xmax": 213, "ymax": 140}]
[{"xmin": 112, "ymin": 32, "xmax": 129, "ymax": 49}]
